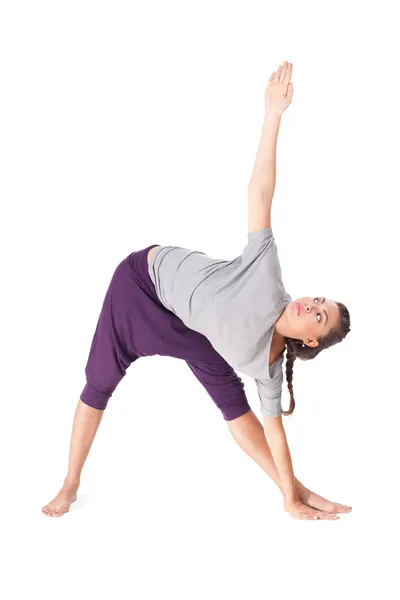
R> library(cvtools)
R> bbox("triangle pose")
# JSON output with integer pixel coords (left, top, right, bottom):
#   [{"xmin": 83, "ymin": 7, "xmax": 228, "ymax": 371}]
[{"xmin": 42, "ymin": 61, "xmax": 352, "ymax": 520}]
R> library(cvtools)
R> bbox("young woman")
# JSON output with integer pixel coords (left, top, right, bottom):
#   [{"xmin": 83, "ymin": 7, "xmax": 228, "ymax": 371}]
[{"xmin": 42, "ymin": 61, "xmax": 352, "ymax": 520}]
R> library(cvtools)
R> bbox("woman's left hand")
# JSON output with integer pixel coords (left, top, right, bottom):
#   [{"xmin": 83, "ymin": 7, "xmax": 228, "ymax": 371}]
[
  {"xmin": 265, "ymin": 60, "xmax": 293, "ymax": 116},
  {"xmin": 295, "ymin": 481, "xmax": 352, "ymax": 514}
]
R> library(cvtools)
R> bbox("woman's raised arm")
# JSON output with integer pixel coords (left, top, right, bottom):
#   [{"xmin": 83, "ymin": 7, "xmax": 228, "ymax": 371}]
[{"xmin": 248, "ymin": 61, "xmax": 293, "ymax": 233}]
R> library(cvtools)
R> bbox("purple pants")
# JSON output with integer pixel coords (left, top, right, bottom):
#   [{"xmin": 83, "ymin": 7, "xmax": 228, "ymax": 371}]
[{"xmin": 80, "ymin": 245, "xmax": 251, "ymax": 421}]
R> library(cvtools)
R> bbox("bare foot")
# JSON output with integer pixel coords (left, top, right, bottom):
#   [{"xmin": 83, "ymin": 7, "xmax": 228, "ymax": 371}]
[
  {"xmin": 297, "ymin": 484, "xmax": 352, "ymax": 514},
  {"xmin": 42, "ymin": 481, "xmax": 79, "ymax": 517}
]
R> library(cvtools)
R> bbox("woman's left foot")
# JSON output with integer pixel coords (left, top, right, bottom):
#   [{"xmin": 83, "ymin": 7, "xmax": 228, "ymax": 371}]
[
  {"xmin": 42, "ymin": 482, "xmax": 79, "ymax": 517},
  {"xmin": 298, "ymin": 487, "xmax": 352, "ymax": 514}
]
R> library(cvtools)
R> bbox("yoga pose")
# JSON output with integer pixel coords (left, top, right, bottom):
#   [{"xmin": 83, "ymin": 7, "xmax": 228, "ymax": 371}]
[{"xmin": 42, "ymin": 61, "xmax": 352, "ymax": 520}]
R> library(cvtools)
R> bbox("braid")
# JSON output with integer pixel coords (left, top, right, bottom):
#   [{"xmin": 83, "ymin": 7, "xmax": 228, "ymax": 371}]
[{"xmin": 282, "ymin": 349, "xmax": 296, "ymax": 416}]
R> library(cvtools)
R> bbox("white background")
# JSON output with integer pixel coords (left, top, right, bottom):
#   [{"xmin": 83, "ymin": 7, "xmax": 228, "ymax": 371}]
[{"xmin": 1, "ymin": 0, "xmax": 399, "ymax": 598}]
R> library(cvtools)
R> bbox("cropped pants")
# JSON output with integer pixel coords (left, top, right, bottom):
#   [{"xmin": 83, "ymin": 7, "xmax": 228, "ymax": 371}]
[{"xmin": 80, "ymin": 244, "xmax": 252, "ymax": 421}]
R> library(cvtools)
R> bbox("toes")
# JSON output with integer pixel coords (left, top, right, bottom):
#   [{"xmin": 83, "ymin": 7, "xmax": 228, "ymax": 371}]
[
  {"xmin": 42, "ymin": 500, "xmax": 72, "ymax": 517},
  {"xmin": 45, "ymin": 507, "xmax": 58, "ymax": 516}
]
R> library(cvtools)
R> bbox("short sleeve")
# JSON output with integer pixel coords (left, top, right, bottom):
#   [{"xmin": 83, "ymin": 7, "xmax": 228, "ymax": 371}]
[
  {"xmin": 254, "ymin": 365, "xmax": 284, "ymax": 418},
  {"xmin": 243, "ymin": 227, "xmax": 275, "ymax": 262},
  {"xmin": 247, "ymin": 227, "xmax": 273, "ymax": 243}
]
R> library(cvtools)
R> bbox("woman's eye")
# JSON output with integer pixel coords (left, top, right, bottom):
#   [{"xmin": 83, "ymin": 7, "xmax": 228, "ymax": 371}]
[{"xmin": 314, "ymin": 297, "xmax": 321, "ymax": 322}]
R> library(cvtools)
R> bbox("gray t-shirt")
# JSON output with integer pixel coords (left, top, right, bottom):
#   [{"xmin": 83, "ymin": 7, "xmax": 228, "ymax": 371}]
[{"xmin": 148, "ymin": 227, "xmax": 292, "ymax": 417}]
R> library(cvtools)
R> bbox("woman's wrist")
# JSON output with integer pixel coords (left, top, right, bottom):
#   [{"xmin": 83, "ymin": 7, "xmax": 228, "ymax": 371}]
[{"xmin": 264, "ymin": 108, "xmax": 282, "ymax": 121}]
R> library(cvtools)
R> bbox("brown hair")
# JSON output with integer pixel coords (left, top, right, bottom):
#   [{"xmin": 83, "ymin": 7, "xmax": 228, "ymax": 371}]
[{"xmin": 281, "ymin": 301, "xmax": 351, "ymax": 417}]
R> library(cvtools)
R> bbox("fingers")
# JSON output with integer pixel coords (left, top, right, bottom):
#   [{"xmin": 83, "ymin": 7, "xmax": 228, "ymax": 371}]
[
  {"xmin": 303, "ymin": 509, "xmax": 339, "ymax": 520},
  {"xmin": 309, "ymin": 510, "xmax": 338, "ymax": 520},
  {"xmin": 268, "ymin": 72, "xmax": 276, "ymax": 86},
  {"xmin": 273, "ymin": 65, "xmax": 282, "ymax": 84},
  {"xmin": 316, "ymin": 512, "xmax": 340, "ymax": 520},
  {"xmin": 283, "ymin": 61, "xmax": 292, "ymax": 84},
  {"xmin": 286, "ymin": 500, "xmax": 340, "ymax": 521},
  {"xmin": 279, "ymin": 61, "xmax": 288, "ymax": 83},
  {"xmin": 273, "ymin": 61, "xmax": 292, "ymax": 85},
  {"xmin": 311, "ymin": 506, "xmax": 339, "ymax": 520},
  {"xmin": 290, "ymin": 507, "xmax": 340, "ymax": 520}
]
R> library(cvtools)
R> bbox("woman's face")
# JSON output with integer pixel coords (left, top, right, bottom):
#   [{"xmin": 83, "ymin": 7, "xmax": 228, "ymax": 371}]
[{"xmin": 283, "ymin": 296, "xmax": 340, "ymax": 346}]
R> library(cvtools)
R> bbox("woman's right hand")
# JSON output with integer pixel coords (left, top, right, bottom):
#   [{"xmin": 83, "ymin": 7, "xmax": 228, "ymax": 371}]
[
  {"xmin": 265, "ymin": 61, "xmax": 293, "ymax": 116},
  {"xmin": 284, "ymin": 499, "xmax": 340, "ymax": 520}
]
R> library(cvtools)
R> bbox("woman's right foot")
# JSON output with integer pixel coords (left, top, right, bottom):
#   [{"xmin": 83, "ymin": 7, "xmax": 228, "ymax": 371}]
[{"xmin": 42, "ymin": 480, "xmax": 79, "ymax": 517}]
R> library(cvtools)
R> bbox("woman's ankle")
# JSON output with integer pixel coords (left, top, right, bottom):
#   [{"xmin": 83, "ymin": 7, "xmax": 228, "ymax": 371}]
[{"xmin": 64, "ymin": 475, "xmax": 80, "ymax": 488}]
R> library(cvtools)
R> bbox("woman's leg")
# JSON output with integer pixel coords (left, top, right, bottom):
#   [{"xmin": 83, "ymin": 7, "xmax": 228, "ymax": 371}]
[
  {"xmin": 42, "ymin": 258, "xmax": 140, "ymax": 517},
  {"xmin": 42, "ymin": 399, "xmax": 104, "ymax": 517}
]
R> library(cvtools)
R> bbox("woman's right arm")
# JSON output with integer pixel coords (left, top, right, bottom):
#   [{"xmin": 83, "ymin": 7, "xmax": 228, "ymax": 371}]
[
  {"xmin": 247, "ymin": 61, "xmax": 293, "ymax": 233},
  {"xmin": 248, "ymin": 111, "xmax": 281, "ymax": 233},
  {"xmin": 262, "ymin": 415, "xmax": 299, "ymax": 505},
  {"xmin": 226, "ymin": 411, "xmax": 338, "ymax": 520},
  {"xmin": 263, "ymin": 420, "xmax": 340, "ymax": 519}
]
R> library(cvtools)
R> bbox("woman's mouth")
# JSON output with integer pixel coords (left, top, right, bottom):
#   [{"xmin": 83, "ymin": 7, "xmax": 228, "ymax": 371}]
[{"xmin": 296, "ymin": 302, "xmax": 301, "ymax": 316}]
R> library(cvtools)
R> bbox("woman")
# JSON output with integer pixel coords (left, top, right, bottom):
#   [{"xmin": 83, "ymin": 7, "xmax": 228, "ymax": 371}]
[{"xmin": 42, "ymin": 61, "xmax": 352, "ymax": 520}]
